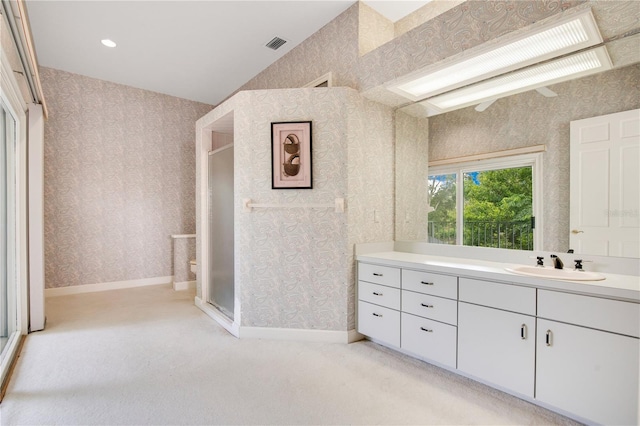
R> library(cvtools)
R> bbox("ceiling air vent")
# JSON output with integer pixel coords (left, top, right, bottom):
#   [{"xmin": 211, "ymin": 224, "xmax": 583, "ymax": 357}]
[{"xmin": 265, "ymin": 36, "xmax": 287, "ymax": 51}]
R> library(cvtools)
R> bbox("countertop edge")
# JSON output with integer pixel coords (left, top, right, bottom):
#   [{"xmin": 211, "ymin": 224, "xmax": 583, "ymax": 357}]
[{"xmin": 357, "ymin": 252, "xmax": 640, "ymax": 303}]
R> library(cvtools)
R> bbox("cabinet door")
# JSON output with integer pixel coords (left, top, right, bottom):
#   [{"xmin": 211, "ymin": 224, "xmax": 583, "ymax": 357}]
[
  {"xmin": 458, "ymin": 302, "xmax": 535, "ymax": 397},
  {"xmin": 536, "ymin": 319, "xmax": 639, "ymax": 426}
]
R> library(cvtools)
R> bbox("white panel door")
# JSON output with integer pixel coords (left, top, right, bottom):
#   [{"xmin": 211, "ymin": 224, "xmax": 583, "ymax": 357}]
[{"xmin": 570, "ymin": 109, "xmax": 640, "ymax": 257}]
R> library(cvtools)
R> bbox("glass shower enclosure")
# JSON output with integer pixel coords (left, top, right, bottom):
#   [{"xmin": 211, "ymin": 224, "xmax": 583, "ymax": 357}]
[{"xmin": 207, "ymin": 145, "xmax": 234, "ymax": 320}]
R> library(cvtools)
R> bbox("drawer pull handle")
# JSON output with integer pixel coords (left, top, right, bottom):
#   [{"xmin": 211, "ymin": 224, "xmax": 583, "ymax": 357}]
[
  {"xmin": 420, "ymin": 327, "xmax": 433, "ymax": 333},
  {"xmin": 421, "ymin": 303, "xmax": 434, "ymax": 308},
  {"xmin": 373, "ymin": 273, "xmax": 383, "ymax": 277},
  {"xmin": 520, "ymin": 324, "xmax": 527, "ymax": 340},
  {"xmin": 421, "ymin": 281, "xmax": 434, "ymax": 285},
  {"xmin": 372, "ymin": 292, "xmax": 383, "ymax": 296},
  {"xmin": 372, "ymin": 313, "xmax": 383, "ymax": 318},
  {"xmin": 546, "ymin": 329, "xmax": 552, "ymax": 346}
]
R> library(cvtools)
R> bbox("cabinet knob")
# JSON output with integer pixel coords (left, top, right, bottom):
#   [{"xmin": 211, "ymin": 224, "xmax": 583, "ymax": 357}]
[
  {"xmin": 372, "ymin": 313, "xmax": 383, "ymax": 318},
  {"xmin": 373, "ymin": 273, "xmax": 383, "ymax": 277},
  {"xmin": 420, "ymin": 327, "xmax": 433, "ymax": 333},
  {"xmin": 421, "ymin": 303, "xmax": 434, "ymax": 308},
  {"xmin": 521, "ymin": 324, "xmax": 527, "ymax": 340},
  {"xmin": 546, "ymin": 329, "xmax": 553, "ymax": 346},
  {"xmin": 372, "ymin": 292, "xmax": 383, "ymax": 296},
  {"xmin": 421, "ymin": 281, "xmax": 434, "ymax": 285}
]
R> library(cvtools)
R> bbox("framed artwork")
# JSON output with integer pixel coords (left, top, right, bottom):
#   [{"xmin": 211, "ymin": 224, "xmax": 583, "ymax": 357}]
[{"xmin": 271, "ymin": 121, "xmax": 312, "ymax": 189}]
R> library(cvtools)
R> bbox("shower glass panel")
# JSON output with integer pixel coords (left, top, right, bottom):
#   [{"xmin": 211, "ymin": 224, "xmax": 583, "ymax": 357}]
[{"xmin": 207, "ymin": 145, "xmax": 234, "ymax": 320}]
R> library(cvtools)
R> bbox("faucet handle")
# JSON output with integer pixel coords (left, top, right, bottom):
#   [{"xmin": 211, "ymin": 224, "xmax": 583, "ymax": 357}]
[{"xmin": 574, "ymin": 259, "xmax": 592, "ymax": 271}]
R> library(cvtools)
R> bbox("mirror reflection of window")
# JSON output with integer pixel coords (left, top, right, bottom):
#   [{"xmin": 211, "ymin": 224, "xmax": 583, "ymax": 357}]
[
  {"xmin": 428, "ymin": 164, "xmax": 535, "ymax": 251},
  {"xmin": 427, "ymin": 173, "xmax": 457, "ymax": 244}
]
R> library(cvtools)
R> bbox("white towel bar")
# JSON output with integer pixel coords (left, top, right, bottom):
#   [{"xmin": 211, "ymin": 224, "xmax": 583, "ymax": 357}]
[{"xmin": 242, "ymin": 198, "xmax": 345, "ymax": 213}]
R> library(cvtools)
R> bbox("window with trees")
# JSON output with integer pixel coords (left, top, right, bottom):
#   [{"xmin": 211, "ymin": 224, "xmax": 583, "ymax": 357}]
[{"xmin": 428, "ymin": 154, "xmax": 542, "ymax": 251}]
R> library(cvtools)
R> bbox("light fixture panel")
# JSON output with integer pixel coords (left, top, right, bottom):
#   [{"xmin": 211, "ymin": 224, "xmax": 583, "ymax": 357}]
[
  {"xmin": 421, "ymin": 46, "xmax": 612, "ymax": 116},
  {"xmin": 388, "ymin": 8, "xmax": 603, "ymax": 102}
]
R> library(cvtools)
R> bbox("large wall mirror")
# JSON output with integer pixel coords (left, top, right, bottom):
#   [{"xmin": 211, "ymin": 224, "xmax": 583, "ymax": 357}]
[{"xmin": 384, "ymin": 1, "xmax": 640, "ymax": 258}]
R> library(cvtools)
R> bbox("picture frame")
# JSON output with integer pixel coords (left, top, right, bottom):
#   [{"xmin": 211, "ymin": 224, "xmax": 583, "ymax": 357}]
[{"xmin": 271, "ymin": 121, "xmax": 313, "ymax": 189}]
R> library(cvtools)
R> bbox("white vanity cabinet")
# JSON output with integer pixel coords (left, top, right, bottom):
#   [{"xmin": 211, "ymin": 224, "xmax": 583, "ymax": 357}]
[
  {"xmin": 536, "ymin": 290, "xmax": 640, "ymax": 425},
  {"xmin": 355, "ymin": 254, "xmax": 639, "ymax": 425},
  {"xmin": 457, "ymin": 278, "xmax": 536, "ymax": 398},
  {"xmin": 357, "ymin": 263, "xmax": 401, "ymax": 348}
]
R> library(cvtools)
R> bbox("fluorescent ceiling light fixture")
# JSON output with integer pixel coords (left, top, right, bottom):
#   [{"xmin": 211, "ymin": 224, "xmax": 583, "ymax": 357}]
[
  {"xmin": 421, "ymin": 46, "xmax": 612, "ymax": 116},
  {"xmin": 101, "ymin": 39, "xmax": 117, "ymax": 48},
  {"xmin": 388, "ymin": 9, "xmax": 603, "ymax": 101}
]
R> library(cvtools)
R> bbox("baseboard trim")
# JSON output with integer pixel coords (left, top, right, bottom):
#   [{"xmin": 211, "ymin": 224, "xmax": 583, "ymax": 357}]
[
  {"xmin": 194, "ymin": 296, "xmax": 240, "ymax": 338},
  {"xmin": 45, "ymin": 276, "xmax": 173, "ymax": 298},
  {"xmin": 239, "ymin": 326, "xmax": 355, "ymax": 343},
  {"xmin": 173, "ymin": 280, "xmax": 196, "ymax": 291},
  {"xmin": 348, "ymin": 329, "xmax": 365, "ymax": 343}
]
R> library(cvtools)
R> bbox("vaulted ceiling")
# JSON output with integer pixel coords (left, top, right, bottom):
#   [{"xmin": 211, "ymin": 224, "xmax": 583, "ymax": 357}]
[{"xmin": 25, "ymin": 1, "xmax": 358, "ymax": 105}]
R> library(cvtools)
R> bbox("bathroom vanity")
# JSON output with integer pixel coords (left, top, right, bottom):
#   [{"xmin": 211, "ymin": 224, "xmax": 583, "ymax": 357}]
[{"xmin": 356, "ymin": 251, "xmax": 639, "ymax": 425}]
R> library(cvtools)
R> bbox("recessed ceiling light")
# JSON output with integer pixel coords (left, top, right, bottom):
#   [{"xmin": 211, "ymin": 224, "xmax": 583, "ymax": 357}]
[
  {"xmin": 101, "ymin": 39, "xmax": 117, "ymax": 48},
  {"xmin": 388, "ymin": 9, "xmax": 603, "ymax": 102}
]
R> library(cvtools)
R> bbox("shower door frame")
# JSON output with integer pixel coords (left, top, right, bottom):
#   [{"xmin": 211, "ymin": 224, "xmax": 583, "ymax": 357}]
[
  {"xmin": 195, "ymin": 111, "xmax": 240, "ymax": 337},
  {"xmin": 206, "ymin": 144, "xmax": 235, "ymax": 320}
]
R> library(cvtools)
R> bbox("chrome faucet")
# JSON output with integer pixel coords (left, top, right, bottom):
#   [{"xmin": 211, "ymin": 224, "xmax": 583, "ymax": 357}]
[{"xmin": 550, "ymin": 254, "xmax": 564, "ymax": 269}]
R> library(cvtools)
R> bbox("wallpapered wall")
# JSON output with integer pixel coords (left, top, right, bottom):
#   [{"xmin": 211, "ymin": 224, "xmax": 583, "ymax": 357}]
[
  {"xmin": 345, "ymin": 93, "xmax": 395, "ymax": 329},
  {"xmin": 41, "ymin": 67, "xmax": 212, "ymax": 288},
  {"xmin": 429, "ymin": 64, "xmax": 640, "ymax": 253},
  {"xmin": 196, "ymin": 88, "xmax": 394, "ymax": 330},
  {"xmin": 236, "ymin": 1, "xmax": 585, "ymax": 100},
  {"xmin": 396, "ymin": 111, "xmax": 429, "ymax": 241}
]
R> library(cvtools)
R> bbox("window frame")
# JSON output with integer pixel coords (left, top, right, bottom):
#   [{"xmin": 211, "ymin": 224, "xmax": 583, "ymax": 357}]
[
  {"xmin": 428, "ymin": 152, "xmax": 543, "ymax": 251},
  {"xmin": 0, "ymin": 32, "xmax": 29, "ymax": 387}
]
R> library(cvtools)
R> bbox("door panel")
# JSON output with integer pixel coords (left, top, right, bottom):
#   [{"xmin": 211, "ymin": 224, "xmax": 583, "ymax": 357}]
[
  {"xmin": 208, "ymin": 145, "xmax": 234, "ymax": 320},
  {"xmin": 458, "ymin": 302, "xmax": 535, "ymax": 397},
  {"xmin": 570, "ymin": 109, "xmax": 640, "ymax": 257},
  {"xmin": 536, "ymin": 319, "xmax": 640, "ymax": 425}
]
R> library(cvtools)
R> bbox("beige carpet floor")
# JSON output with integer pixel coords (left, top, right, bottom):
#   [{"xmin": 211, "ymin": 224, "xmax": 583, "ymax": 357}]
[{"xmin": 0, "ymin": 284, "xmax": 580, "ymax": 425}]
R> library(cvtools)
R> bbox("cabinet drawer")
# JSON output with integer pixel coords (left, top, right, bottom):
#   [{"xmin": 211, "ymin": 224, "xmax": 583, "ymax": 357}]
[
  {"xmin": 358, "ymin": 263, "xmax": 401, "ymax": 288},
  {"xmin": 401, "ymin": 313, "xmax": 457, "ymax": 369},
  {"xmin": 358, "ymin": 281, "xmax": 400, "ymax": 310},
  {"xmin": 402, "ymin": 269, "xmax": 457, "ymax": 299},
  {"xmin": 459, "ymin": 278, "xmax": 535, "ymax": 315},
  {"xmin": 538, "ymin": 290, "xmax": 640, "ymax": 337},
  {"xmin": 357, "ymin": 301, "xmax": 400, "ymax": 347},
  {"xmin": 401, "ymin": 290, "xmax": 457, "ymax": 325}
]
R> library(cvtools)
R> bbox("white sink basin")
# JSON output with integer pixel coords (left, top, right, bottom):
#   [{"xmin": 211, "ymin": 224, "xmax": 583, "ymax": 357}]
[{"xmin": 505, "ymin": 265, "xmax": 605, "ymax": 281}]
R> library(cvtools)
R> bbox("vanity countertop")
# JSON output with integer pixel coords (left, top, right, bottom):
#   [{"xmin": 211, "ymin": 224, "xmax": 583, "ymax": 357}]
[{"xmin": 357, "ymin": 251, "xmax": 640, "ymax": 302}]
